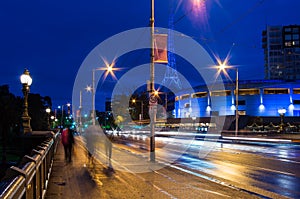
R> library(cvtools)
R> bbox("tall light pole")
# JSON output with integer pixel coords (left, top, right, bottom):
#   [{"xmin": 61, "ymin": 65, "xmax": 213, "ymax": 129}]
[
  {"xmin": 79, "ymin": 90, "xmax": 82, "ymax": 134},
  {"xmin": 90, "ymin": 61, "xmax": 120, "ymax": 127},
  {"xmin": 59, "ymin": 103, "xmax": 70, "ymax": 128},
  {"xmin": 235, "ymin": 68, "xmax": 239, "ymax": 137},
  {"xmin": 50, "ymin": 115, "xmax": 55, "ymax": 129},
  {"xmin": 218, "ymin": 64, "xmax": 239, "ymax": 137},
  {"xmin": 132, "ymin": 99, "xmax": 144, "ymax": 124},
  {"xmin": 20, "ymin": 69, "xmax": 33, "ymax": 134},
  {"xmin": 149, "ymin": 0, "xmax": 157, "ymax": 162},
  {"xmin": 92, "ymin": 69, "xmax": 97, "ymax": 126}
]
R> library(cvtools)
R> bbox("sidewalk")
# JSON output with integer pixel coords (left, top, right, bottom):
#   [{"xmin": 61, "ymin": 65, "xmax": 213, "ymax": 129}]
[
  {"xmin": 45, "ymin": 138, "xmax": 103, "ymax": 198},
  {"xmin": 44, "ymin": 137, "xmax": 170, "ymax": 199}
]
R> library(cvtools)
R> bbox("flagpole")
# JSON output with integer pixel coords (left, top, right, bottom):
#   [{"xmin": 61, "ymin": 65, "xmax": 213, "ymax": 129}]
[{"xmin": 149, "ymin": 0, "xmax": 156, "ymax": 162}]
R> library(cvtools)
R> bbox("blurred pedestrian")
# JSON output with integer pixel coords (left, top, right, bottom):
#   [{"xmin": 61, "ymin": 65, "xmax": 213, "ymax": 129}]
[
  {"xmin": 104, "ymin": 131, "xmax": 113, "ymax": 169},
  {"xmin": 84, "ymin": 125, "xmax": 100, "ymax": 166},
  {"xmin": 61, "ymin": 127, "xmax": 74, "ymax": 162}
]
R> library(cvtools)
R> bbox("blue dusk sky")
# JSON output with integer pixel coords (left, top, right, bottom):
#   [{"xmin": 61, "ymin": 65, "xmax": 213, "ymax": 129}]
[{"xmin": 0, "ymin": 0, "xmax": 299, "ymax": 109}]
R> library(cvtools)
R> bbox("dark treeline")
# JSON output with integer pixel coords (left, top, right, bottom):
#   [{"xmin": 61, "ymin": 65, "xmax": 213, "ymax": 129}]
[{"xmin": 0, "ymin": 84, "xmax": 52, "ymax": 167}]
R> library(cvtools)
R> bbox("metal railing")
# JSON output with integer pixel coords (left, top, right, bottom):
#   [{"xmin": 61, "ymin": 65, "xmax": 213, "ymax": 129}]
[{"xmin": 0, "ymin": 132, "xmax": 59, "ymax": 199}]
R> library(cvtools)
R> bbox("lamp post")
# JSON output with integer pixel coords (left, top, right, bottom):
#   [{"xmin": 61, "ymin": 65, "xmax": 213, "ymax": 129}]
[
  {"xmin": 278, "ymin": 108, "xmax": 286, "ymax": 132},
  {"xmin": 79, "ymin": 90, "xmax": 83, "ymax": 134},
  {"xmin": 192, "ymin": 116, "xmax": 197, "ymax": 130},
  {"xmin": 46, "ymin": 108, "xmax": 51, "ymax": 130},
  {"xmin": 218, "ymin": 65, "xmax": 239, "ymax": 137},
  {"xmin": 59, "ymin": 103, "xmax": 70, "ymax": 128},
  {"xmin": 148, "ymin": 0, "xmax": 157, "ymax": 162},
  {"xmin": 92, "ymin": 69, "xmax": 96, "ymax": 126},
  {"xmin": 132, "ymin": 99, "xmax": 144, "ymax": 124},
  {"xmin": 91, "ymin": 68, "xmax": 102, "ymax": 126},
  {"xmin": 50, "ymin": 115, "xmax": 55, "ymax": 129},
  {"xmin": 20, "ymin": 69, "xmax": 32, "ymax": 134}
]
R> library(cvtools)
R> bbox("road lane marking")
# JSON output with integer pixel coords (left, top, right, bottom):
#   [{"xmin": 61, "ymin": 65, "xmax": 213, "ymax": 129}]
[{"xmin": 154, "ymin": 170, "xmax": 231, "ymax": 198}]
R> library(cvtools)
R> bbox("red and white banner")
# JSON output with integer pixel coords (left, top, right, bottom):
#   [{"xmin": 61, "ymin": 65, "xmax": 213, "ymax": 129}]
[{"xmin": 154, "ymin": 34, "xmax": 168, "ymax": 63}]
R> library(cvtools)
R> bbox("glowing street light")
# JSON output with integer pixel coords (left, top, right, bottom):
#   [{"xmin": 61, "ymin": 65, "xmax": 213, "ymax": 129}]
[
  {"xmin": 20, "ymin": 69, "xmax": 32, "ymax": 134},
  {"xmin": 90, "ymin": 60, "xmax": 121, "ymax": 126},
  {"xmin": 46, "ymin": 107, "xmax": 51, "ymax": 130},
  {"xmin": 216, "ymin": 60, "xmax": 239, "ymax": 137}
]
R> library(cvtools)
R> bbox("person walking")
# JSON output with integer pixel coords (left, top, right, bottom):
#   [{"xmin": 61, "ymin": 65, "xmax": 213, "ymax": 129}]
[
  {"xmin": 61, "ymin": 127, "xmax": 74, "ymax": 162},
  {"xmin": 84, "ymin": 125, "xmax": 99, "ymax": 166}
]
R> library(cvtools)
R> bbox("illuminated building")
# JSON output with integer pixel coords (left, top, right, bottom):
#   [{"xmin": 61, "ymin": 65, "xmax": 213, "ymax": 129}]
[
  {"xmin": 262, "ymin": 25, "xmax": 300, "ymax": 80},
  {"xmin": 175, "ymin": 79, "xmax": 300, "ymax": 118}
]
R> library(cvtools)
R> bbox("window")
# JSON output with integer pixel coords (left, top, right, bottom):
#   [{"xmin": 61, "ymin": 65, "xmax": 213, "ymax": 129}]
[
  {"xmin": 293, "ymin": 100, "xmax": 300, "ymax": 105},
  {"xmin": 285, "ymin": 34, "xmax": 292, "ymax": 40},
  {"xmin": 285, "ymin": 28, "xmax": 292, "ymax": 32},
  {"xmin": 210, "ymin": 90, "xmax": 231, "ymax": 96},
  {"xmin": 238, "ymin": 100, "xmax": 246, "ymax": 105},
  {"xmin": 293, "ymin": 28, "xmax": 299, "ymax": 33},
  {"xmin": 293, "ymin": 88, "xmax": 300, "ymax": 94},
  {"xmin": 192, "ymin": 92, "xmax": 208, "ymax": 98},
  {"xmin": 238, "ymin": 89, "xmax": 260, "ymax": 95},
  {"xmin": 184, "ymin": 103, "xmax": 190, "ymax": 108},
  {"xmin": 263, "ymin": 88, "xmax": 289, "ymax": 94},
  {"xmin": 180, "ymin": 94, "xmax": 190, "ymax": 100},
  {"xmin": 285, "ymin": 41, "xmax": 293, "ymax": 47}
]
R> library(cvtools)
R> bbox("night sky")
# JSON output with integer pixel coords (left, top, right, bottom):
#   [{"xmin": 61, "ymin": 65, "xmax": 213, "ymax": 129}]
[{"xmin": 0, "ymin": 0, "xmax": 299, "ymax": 110}]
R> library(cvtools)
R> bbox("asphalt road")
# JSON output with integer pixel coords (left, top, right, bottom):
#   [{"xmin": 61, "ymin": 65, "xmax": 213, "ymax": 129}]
[{"xmin": 108, "ymin": 132, "xmax": 300, "ymax": 198}]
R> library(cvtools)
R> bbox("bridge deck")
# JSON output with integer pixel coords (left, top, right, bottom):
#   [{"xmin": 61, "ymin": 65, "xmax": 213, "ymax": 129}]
[
  {"xmin": 45, "ymin": 137, "xmax": 169, "ymax": 199},
  {"xmin": 45, "ymin": 138, "xmax": 103, "ymax": 198}
]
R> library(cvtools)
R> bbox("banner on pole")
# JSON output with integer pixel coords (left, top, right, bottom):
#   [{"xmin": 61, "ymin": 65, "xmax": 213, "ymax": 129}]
[{"xmin": 154, "ymin": 34, "xmax": 168, "ymax": 63}]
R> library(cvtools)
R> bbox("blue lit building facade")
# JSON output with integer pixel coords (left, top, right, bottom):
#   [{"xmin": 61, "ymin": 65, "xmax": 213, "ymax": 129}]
[
  {"xmin": 175, "ymin": 80, "xmax": 300, "ymax": 118},
  {"xmin": 175, "ymin": 25, "xmax": 300, "ymax": 119}
]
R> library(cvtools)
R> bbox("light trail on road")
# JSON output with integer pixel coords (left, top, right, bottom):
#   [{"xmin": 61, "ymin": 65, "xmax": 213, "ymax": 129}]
[{"xmin": 105, "ymin": 131, "xmax": 300, "ymax": 198}]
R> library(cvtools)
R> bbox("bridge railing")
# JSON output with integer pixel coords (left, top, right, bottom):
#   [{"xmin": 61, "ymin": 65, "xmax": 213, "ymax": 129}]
[{"xmin": 0, "ymin": 132, "xmax": 60, "ymax": 199}]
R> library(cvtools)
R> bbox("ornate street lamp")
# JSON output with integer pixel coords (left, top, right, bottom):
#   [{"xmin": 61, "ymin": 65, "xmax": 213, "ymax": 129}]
[
  {"xmin": 20, "ymin": 69, "xmax": 33, "ymax": 134},
  {"xmin": 278, "ymin": 108, "xmax": 286, "ymax": 132}
]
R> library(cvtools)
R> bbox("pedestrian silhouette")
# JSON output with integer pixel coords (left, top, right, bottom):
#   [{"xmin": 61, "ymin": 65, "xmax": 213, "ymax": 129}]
[
  {"xmin": 104, "ymin": 128, "xmax": 113, "ymax": 170},
  {"xmin": 61, "ymin": 127, "xmax": 74, "ymax": 163},
  {"xmin": 84, "ymin": 125, "xmax": 101, "ymax": 166}
]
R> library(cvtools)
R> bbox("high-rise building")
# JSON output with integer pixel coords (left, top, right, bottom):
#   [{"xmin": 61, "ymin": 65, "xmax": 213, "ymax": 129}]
[{"xmin": 262, "ymin": 25, "xmax": 300, "ymax": 80}]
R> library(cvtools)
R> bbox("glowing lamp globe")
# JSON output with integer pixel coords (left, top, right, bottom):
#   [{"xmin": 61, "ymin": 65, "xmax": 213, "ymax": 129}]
[
  {"xmin": 278, "ymin": 108, "xmax": 286, "ymax": 115},
  {"xmin": 20, "ymin": 69, "xmax": 32, "ymax": 86}
]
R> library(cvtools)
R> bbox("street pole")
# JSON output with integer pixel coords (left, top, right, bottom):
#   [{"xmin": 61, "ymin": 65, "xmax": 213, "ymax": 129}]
[
  {"xmin": 21, "ymin": 83, "xmax": 32, "ymax": 133},
  {"xmin": 149, "ymin": 0, "xmax": 156, "ymax": 162},
  {"xmin": 46, "ymin": 108, "xmax": 51, "ymax": 130},
  {"xmin": 92, "ymin": 69, "xmax": 96, "ymax": 126},
  {"xmin": 79, "ymin": 90, "xmax": 82, "ymax": 134},
  {"xmin": 141, "ymin": 101, "xmax": 143, "ymax": 121},
  {"xmin": 235, "ymin": 68, "xmax": 239, "ymax": 137},
  {"xmin": 60, "ymin": 105, "xmax": 64, "ymax": 128},
  {"xmin": 20, "ymin": 69, "xmax": 32, "ymax": 134}
]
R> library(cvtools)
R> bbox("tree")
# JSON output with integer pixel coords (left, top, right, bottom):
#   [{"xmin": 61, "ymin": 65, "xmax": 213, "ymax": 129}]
[
  {"xmin": 28, "ymin": 94, "xmax": 52, "ymax": 130},
  {"xmin": 0, "ymin": 85, "xmax": 22, "ymax": 164}
]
